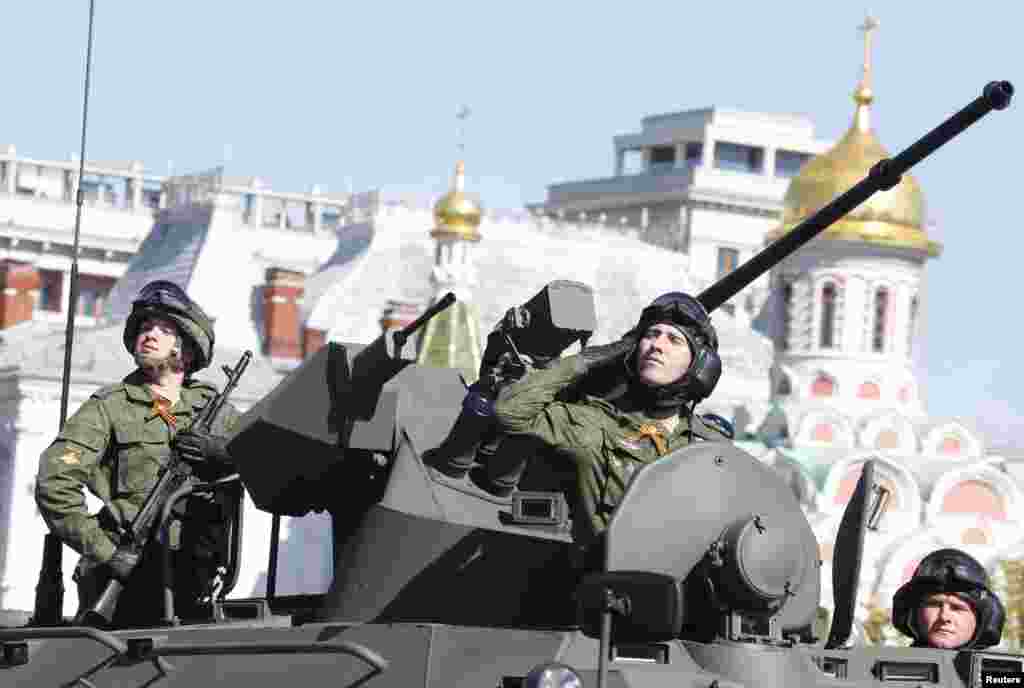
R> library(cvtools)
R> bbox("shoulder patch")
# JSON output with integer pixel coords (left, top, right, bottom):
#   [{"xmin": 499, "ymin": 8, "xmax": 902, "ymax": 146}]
[{"xmin": 58, "ymin": 447, "xmax": 83, "ymax": 465}]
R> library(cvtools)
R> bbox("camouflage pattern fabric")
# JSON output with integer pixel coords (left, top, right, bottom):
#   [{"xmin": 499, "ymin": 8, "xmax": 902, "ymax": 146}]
[
  {"xmin": 35, "ymin": 369, "xmax": 241, "ymax": 566},
  {"xmin": 494, "ymin": 355, "xmax": 728, "ymax": 544}
]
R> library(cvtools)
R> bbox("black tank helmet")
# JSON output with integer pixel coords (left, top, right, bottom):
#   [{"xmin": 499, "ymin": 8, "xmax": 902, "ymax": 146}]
[
  {"xmin": 624, "ymin": 292, "xmax": 722, "ymax": 412},
  {"xmin": 892, "ymin": 548, "xmax": 1006, "ymax": 649},
  {"xmin": 123, "ymin": 280, "xmax": 216, "ymax": 373}
]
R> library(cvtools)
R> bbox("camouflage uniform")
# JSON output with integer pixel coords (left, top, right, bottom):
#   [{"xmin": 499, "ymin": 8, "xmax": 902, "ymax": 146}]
[
  {"xmin": 36, "ymin": 370, "xmax": 241, "ymax": 625},
  {"xmin": 494, "ymin": 354, "xmax": 728, "ymax": 544}
]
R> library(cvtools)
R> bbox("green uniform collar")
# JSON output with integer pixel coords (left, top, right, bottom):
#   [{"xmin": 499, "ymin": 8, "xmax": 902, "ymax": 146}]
[
  {"xmin": 581, "ymin": 393, "xmax": 692, "ymax": 438},
  {"xmin": 120, "ymin": 370, "xmax": 210, "ymax": 416}
]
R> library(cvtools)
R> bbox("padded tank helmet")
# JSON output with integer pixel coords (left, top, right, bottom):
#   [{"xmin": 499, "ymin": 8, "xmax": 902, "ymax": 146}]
[
  {"xmin": 892, "ymin": 548, "xmax": 1006, "ymax": 649},
  {"xmin": 625, "ymin": 292, "xmax": 722, "ymax": 402},
  {"xmin": 123, "ymin": 280, "xmax": 215, "ymax": 373}
]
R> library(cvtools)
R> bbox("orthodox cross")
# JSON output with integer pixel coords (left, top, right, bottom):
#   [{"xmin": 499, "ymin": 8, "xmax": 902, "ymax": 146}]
[
  {"xmin": 456, "ymin": 105, "xmax": 471, "ymax": 156},
  {"xmin": 858, "ymin": 14, "xmax": 880, "ymax": 90}
]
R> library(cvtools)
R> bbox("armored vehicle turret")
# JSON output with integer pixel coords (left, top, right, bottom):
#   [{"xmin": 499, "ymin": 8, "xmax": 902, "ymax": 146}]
[{"xmin": 1, "ymin": 81, "xmax": 1015, "ymax": 688}]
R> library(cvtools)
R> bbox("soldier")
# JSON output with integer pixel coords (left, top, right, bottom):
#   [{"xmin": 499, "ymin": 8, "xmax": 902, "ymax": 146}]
[
  {"xmin": 35, "ymin": 280, "xmax": 241, "ymax": 627},
  {"xmin": 892, "ymin": 548, "xmax": 1006, "ymax": 650},
  {"xmin": 493, "ymin": 291, "xmax": 730, "ymax": 551}
]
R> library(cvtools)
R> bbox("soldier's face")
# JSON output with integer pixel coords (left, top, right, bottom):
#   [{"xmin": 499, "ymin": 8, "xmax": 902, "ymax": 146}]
[
  {"xmin": 918, "ymin": 593, "xmax": 977, "ymax": 649},
  {"xmin": 135, "ymin": 316, "xmax": 180, "ymax": 360},
  {"xmin": 635, "ymin": 323, "xmax": 693, "ymax": 387}
]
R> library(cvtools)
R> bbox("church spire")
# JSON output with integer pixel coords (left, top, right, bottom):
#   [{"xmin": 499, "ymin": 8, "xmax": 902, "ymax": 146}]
[
  {"xmin": 852, "ymin": 14, "xmax": 880, "ymax": 132},
  {"xmin": 416, "ymin": 106, "xmax": 484, "ymax": 383}
]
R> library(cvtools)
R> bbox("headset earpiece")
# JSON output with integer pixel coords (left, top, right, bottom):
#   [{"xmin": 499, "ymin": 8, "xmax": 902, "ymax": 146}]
[{"xmin": 686, "ymin": 345, "xmax": 722, "ymax": 401}]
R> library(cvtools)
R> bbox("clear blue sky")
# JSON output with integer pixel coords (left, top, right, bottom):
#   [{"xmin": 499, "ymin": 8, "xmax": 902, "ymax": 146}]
[{"xmin": 2, "ymin": 2, "xmax": 1020, "ymax": 444}]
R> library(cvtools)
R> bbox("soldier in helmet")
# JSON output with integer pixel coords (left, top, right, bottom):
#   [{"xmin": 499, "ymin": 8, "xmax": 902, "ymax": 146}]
[
  {"xmin": 493, "ymin": 292, "xmax": 730, "ymax": 550},
  {"xmin": 35, "ymin": 280, "xmax": 241, "ymax": 627},
  {"xmin": 892, "ymin": 548, "xmax": 1006, "ymax": 650}
]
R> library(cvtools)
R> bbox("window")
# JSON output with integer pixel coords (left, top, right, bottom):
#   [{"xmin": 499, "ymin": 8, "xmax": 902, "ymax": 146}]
[
  {"xmin": 38, "ymin": 270, "xmax": 63, "ymax": 312},
  {"xmin": 872, "ymin": 288, "xmax": 888, "ymax": 352},
  {"xmin": 940, "ymin": 433, "xmax": 962, "ymax": 455},
  {"xmin": 776, "ymin": 373, "xmax": 792, "ymax": 396},
  {"xmin": 714, "ymin": 142, "xmax": 764, "ymax": 174},
  {"xmin": 775, "ymin": 150, "xmax": 812, "ymax": 178},
  {"xmin": 239, "ymin": 193, "xmax": 253, "ymax": 219},
  {"xmin": 942, "ymin": 481, "xmax": 1006, "ymax": 520},
  {"xmin": 781, "ymin": 281, "xmax": 794, "ymax": 352},
  {"xmin": 876, "ymin": 429, "xmax": 900, "ymax": 450},
  {"xmin": 685, "ymin": 142, "xmax": 703, "ymax": 166},
  {"xmin": 813, "ymin": 423, "xmax": 834, "ymax": 443},
  {"xmin": 621, "ymin": 149, "xmax": 644, "ymax": 175},
  {"xmin": 79, "ymin": 175, "xmax": 104, "ymax": 202},
  {"xmin": 648, "ymin": 146, "xmax": 676, "ymax": 173},
  {"xmin": 77, "ymin": 274, "xmax": 116, "ymax": 317},
  {"xmin": 321, "ymin": 207, "xmax": 341, "ymax": 228},
  {"xmin": 717, "ymin": 247, "xmax": 739, "ymax": 278},
  {"xmin": 907, "ymin": 295, "xmax": 919, "ymax": 355},
  {"xmin": 811, "ymin": 374, "xmax": 835, "ymax": 397},
  {"xmin": 820, "ymin": 283, "xmax": 837, "ymax": 349},
  {"xmin": 142, "ymin": 180, "xmax": 162, "ymax": 209},
  {"xmin": 857, "ymin": 381, "xmax": 881, "ymax": 399}
]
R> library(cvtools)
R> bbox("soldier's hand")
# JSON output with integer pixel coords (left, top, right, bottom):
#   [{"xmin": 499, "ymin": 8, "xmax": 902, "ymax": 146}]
[
  {"xmin": 172, "ymin": 428, "xmax": 229, "ymax": 464},
  {"xmin": 498, "ymin": 306, "xmax": 530, "ymax": 333},
  {"xmin": 106, "ymin": 547, "xmax": 140, "ymax": 582}
]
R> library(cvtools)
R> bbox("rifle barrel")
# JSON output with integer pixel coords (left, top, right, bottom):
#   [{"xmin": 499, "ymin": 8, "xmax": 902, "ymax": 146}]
[{"xmin": 697, "ymin": 80, "xmax": 1013, "ymax": 313}]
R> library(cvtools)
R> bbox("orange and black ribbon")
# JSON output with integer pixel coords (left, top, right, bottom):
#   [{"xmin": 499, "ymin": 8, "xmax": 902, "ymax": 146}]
[
  {"xmin": 626, "ymin": 423, "xmax": 668, "ymax": 456},
  {"xmin": 152, "ymin": 397, "xmax": 177, "ymax": 430}
]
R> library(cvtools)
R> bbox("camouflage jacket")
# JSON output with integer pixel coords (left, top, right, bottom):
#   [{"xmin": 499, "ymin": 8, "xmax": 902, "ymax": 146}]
[
  {"xmin": 35, "ymin": 370, "xmax": 241, "ymax": 565},
  {"xmin": 493, "ymin": 355, "xmax": 729, "ymax": 543}
]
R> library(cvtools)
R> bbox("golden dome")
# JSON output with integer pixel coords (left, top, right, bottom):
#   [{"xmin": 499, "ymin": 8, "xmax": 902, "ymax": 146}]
[
  {"xmin": 431, "ymin": 160, "xmax": 483, "ymax": 242},
  {"xmin": 770, "ymin": 16, "xmax": 941, "ymax": 257}
]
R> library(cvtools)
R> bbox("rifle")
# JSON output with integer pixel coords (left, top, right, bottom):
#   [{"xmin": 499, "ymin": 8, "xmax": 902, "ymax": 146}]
[{"xmin": 76, "ymin": 350, "xmax": 253, "ymax": 628}]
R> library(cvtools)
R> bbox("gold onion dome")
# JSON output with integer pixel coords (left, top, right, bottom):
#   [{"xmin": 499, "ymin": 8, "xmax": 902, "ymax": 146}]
[
  {"xmin": 769, "ymin": 41, "xmax": 941, "ymax": 257},
  {"xmin": 432, "ymin": 160, "xmax": 483, "ymax": 242}
]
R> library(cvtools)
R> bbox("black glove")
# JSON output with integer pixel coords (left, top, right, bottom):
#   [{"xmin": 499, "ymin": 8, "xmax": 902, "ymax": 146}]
[
  {"xmin": 498, "ymin": 305, "xmax": 531, "ymax": 333},
  {"xmin": 106, "ymin": 546, "xmax": 140, "ymax": 582},
  {"xmin": 578, "ymin": 335, "xmax": 637, "ymax": 372},
  {"xmin": 173, "ymin": 428, "xmax": 228, "ymax": 462},
  {"xmin": 173, "ymin": 427, "xmax": 235, "ymax": 484}
]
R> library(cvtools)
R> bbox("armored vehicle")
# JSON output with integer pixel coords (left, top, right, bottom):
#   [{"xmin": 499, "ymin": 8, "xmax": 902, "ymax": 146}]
[{"xmin": 0, "ymin": 81, "xmax": 1015, "ymax": 688}]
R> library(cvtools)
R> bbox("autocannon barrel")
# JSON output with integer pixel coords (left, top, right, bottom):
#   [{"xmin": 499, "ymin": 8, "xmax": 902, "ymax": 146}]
[
  {"xmin": 393, "ymin": 291, "xmax": 456, "ymax": 352},
  {"xmin": 697, "ymin": 80, "xmax": 1014, "ymax": 313}
]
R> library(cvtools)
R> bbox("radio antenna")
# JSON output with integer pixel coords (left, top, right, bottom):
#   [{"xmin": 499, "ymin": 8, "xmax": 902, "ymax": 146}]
[{"xmin": 33, "ymin": 0, "xmax": 97, "ymax": 627}]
